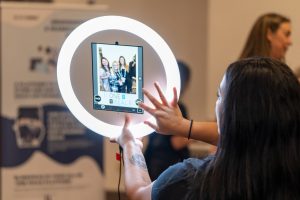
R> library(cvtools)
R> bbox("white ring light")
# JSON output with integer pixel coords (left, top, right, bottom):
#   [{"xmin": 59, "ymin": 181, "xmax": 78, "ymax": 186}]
[{"xmin": 57, "ymin": 16, "xmax": 180, "ymax": 138}]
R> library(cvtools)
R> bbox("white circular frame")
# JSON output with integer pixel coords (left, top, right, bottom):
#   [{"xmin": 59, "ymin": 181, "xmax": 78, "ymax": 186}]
[{"xmin": 57, "ymin": 16, "xmax": 180, "ymax": 138}]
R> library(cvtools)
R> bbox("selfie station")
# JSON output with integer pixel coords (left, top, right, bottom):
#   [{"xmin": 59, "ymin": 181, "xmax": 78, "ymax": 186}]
[{"xmin": 57, "ymin": 16, "xmax": 180, "ymax": 138}]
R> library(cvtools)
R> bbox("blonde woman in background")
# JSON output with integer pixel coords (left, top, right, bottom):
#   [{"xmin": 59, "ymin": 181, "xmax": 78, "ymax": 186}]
[{"xmin": 239, "ymin": 13, "xmax": 292, "ymax": 61}]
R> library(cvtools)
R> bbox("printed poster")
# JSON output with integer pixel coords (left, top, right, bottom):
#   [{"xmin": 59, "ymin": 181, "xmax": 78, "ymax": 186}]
[{"xmin": 0, "ymin": 2, "xmax": 108, "ymax": 199}]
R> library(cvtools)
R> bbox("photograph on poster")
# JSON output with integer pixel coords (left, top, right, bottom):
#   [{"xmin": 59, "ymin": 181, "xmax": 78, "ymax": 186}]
[{"xmin": 91, "ymin": 43, "xmax": 143, "ymax": 114}]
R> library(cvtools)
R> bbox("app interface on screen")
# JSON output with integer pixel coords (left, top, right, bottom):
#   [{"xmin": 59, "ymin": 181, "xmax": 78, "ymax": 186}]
[{"xmin": 92, "ymin": 43, "xmax": 143, "ymax": 114}]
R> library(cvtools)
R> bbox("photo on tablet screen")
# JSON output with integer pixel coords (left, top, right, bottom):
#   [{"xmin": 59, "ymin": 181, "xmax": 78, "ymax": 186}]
[{"xmin": 91, "ymin": 42, "xmax": 144, "ymax": 114}]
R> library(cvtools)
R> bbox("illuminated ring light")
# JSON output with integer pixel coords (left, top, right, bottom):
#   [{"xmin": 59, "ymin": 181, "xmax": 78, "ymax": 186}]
[{"xmin": 57, "ymin": 16, "xmax": 180, "ymax": 138}]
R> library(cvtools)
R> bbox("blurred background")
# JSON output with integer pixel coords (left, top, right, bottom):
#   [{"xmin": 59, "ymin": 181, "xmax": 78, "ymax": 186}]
[{"xmin": 1, "ymin": 0, "xmax": 300, "ymax": 199}]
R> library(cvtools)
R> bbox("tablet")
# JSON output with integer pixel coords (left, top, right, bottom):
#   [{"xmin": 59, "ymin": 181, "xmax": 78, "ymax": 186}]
[{"xmin": 91, "ymin": 42, "xmax": 144, "ymax": 114}]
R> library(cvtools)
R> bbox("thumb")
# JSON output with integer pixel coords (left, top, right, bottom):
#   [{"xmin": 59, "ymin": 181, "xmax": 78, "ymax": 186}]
[{"xmin": 124, "ymin": 114, "xmax": 131, "ymax": 129}]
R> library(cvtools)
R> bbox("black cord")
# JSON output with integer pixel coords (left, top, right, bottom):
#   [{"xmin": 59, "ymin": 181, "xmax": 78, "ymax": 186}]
[{"xmin": 118, "ymin": 146, "xmax": 123, "ymax": 200}]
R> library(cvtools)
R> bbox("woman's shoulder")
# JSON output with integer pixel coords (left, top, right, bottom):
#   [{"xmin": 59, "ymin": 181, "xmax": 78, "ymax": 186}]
[
  {"xmin": 182, "ymin": 156, "xmax": 212, "ymax": 169},
  {"xmin": 152, "ymin": 156, "xmax": 214, "ymax": 200},
  {"xmin": 166, "ymin": 156, "xmax": 213, "ymax": 178}
]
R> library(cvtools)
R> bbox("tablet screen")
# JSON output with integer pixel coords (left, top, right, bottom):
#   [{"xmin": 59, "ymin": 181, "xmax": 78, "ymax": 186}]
[{"xmin": 91, "ymin": 42, "xmax": 144, "ymax": 114}]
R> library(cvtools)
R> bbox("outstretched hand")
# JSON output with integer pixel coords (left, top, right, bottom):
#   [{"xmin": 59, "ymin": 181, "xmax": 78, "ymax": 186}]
[
  {"xmin": 110, "ymin": 115, "xmax": 143, "ymax": 149},
  {"xmin": 139, "ymin": 82, "xmax": 184, "ymax": 135}
]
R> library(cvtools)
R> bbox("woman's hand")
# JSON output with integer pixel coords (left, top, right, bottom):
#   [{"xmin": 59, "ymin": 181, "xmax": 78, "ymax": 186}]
[
  {"xmin": 139, "ymin": 82, "xmax": 185, "ymax": 135},
  {"xmin": 110, "ymin": 115, "xmax": 143, "ymax": 149}
]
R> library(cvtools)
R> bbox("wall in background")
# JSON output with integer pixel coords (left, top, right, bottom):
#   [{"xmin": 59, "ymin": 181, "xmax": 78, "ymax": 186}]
[
  {"xmin": 5, "ymin": 0, "xmax": 300, "ymax": 193},
  {"xmin": 207, "ymin": 0, "xmax": 300, "ymax": 118},
  {"xmin": 10, "ymin": 0, "xmax": 299, "ymax": 130}
]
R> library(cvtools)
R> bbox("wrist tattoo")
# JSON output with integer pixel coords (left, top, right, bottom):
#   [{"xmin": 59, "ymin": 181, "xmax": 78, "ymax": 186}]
[{"xmin": 129, "ymin": 154, "xmax": 148, "ymax": 170}]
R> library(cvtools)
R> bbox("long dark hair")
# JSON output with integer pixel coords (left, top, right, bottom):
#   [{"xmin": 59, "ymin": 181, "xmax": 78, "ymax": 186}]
[
  {"xmin": 100, "ymin": 57, "xmax": 110, "ymax": 72},
  {"xmin": 119, "ymin": 56, "xmax": 127, "ymax": 67},
  {"xmin": 196, "ymin": 57, "xmax": 300, "ymax": 200}
]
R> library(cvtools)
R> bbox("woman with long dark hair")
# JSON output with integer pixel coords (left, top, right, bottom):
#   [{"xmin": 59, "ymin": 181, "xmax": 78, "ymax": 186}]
[
  {"xmin": 111, "ymin": 57, "xmax": 300, "ymax": 200},
  {"xmin": 119, "ymin": 56, "xmax": 128, "ymax": 93},
  {"xmin": 99, "ymin": 57, "xmax": 111, "ymax": 92}
]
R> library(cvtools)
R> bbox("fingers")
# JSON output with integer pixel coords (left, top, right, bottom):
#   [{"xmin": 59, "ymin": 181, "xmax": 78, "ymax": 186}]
[
  {"xmin": 143, "ymin": 83, "xmax": 178, "ymax": 108},
  {"xmin": 141, "ymin": 83, "xmax": 179, "ymax": 116},
  {"xmin": 154, "ymin": 82, "xmax": 168, "ymax": 106},
  {"xmin": 139, "ymin": 102, "xmax": 156, "ymax": 115},
  {"xmin": 142, "ymin": 88, "xmax": 162, "ymax": 108},
  {"xmin": 144, "ymin": 121, "xmax": 158, "ymax": 131},
  {"xmin": 171, "ymin": 87, "xmax": 178, "ymax": 107}
]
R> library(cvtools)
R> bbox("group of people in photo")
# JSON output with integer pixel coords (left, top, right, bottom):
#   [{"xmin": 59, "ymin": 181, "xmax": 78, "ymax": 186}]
[{"xmin": 99, "ymin": 55, "xmax": 136, "ymax": 94}]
